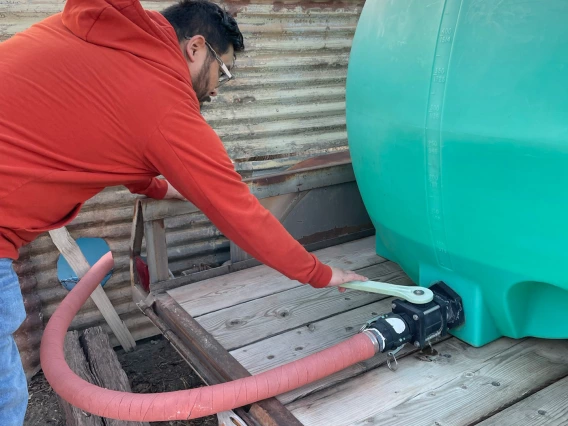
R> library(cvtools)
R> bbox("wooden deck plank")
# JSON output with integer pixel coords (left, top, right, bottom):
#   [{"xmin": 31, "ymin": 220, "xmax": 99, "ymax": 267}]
[
  {"xmin": 478, "ymin": 376, "xmax": 568, "ymax": 426},
  {"xmin": 229, "ymin": 295, "xmax": 450, "ymax": 406},
  {"xmin": 195, "ymin": 261, "xmax": 411, "ymax": 350},
  {"xmin": 168, "ymin": 236, "xmax": 380, "ymax": 317},
  {"xmin": 230, "ymin": 298, "xmax": 397, "ymax": 374},
  {"xmin": 230, "ymin": 266, "xmax": 411, "ymax": 375},
  {"xmin": 162, "ymin": 235, "xmax": 568, "ymax": 425},
  {"xmin": 278, "ymin": 337, "xmax": 450, "ymax": 407},
  {"xmin": 287, "ymin": 338, "xmax": 568, "ymax": 426}
]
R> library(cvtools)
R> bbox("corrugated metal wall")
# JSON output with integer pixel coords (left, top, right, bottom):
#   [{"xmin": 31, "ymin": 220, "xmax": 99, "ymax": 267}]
[{"xmin": 2, "ymin": 0, "xmax": 365, "ymax": 378}]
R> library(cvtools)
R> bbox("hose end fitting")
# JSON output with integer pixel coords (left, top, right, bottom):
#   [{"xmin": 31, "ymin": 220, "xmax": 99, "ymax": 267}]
[{"xmin": 361, "ymin": 329, "xmax": 382, "ymax": 353}]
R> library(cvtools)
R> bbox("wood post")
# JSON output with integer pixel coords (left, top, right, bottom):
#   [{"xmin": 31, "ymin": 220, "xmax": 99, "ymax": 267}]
[
  {"xmin": 58, "ymin": 328, "xmax": 149, "ymax": 426},
  {"xmin": 143, "ymin": 219, "xmax": 169, "ymax": 284},
  {"xmin": 49, "ymin": 227, "xmax": 135, "ymax": 351},
  {"xmin": 58, "ymin": 330, "xmax": 104, "ymax": 426}
]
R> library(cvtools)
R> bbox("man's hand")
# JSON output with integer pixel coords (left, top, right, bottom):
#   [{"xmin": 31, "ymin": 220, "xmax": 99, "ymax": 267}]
[
  {"xmin": 327, "ymin": 266, "xmax": 368, "ymax": 293},
  {"xmin": 163, "ymin": 181, "xmax": 186, "ymax": 201}
]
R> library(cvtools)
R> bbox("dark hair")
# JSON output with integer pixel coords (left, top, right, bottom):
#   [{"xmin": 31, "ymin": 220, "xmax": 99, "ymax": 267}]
[{"xmin": 161, "ymin": 0, "xmax": 244, "ymax": 56}]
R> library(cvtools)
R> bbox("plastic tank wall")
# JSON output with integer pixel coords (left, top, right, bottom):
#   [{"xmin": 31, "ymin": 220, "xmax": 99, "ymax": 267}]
[
  {"xmin": 347, "ymin": 0, "xmax": 568, "ymax": 347},
  {"xmin": 2, "ymin": 0, "xmax": 366, "ymax": 378}
]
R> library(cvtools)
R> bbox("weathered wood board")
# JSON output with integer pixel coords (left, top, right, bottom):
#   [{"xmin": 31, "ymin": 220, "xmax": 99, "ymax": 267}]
[
  {"xmin": 166, "ymin": 237, "xmax": 568, "ymax": 426},
  {"xmin": 168, "ymin": 236, "xmax": 380, "ymax": 316},
  {"xmin": 59, "ymin": 331, "xmax": 105, "ymax": 426},
  {"xmin": 60, "ymin": 328, "xmax": 149, "ymax": 426},
  {"xmin": 478, "ymin": 376, "xmax": 568, "ymax": 426},
  {"xmin": 287, "ymin": 338, "xmax": 568, "ymax": 426},
  {"xmin": 49, "ymin": 228, "xmax": 135, "ymax": 351}
]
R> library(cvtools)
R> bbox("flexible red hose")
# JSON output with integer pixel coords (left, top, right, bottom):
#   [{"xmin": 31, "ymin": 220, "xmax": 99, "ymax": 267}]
[{"xmin": 41, "ymin": 252, "xmax": 377, "ymax": 421}]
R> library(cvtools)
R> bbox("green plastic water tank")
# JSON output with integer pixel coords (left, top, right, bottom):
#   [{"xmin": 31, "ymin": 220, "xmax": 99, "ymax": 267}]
[{"xmin": 346, "ymin": 0, "xmax": 568, "ymax": 347}]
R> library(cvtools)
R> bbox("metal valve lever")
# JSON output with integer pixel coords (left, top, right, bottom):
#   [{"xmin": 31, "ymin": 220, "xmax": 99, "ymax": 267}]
[{"xmin": 340, "ymin": 280, "xmax": 434, "ymax": 304}]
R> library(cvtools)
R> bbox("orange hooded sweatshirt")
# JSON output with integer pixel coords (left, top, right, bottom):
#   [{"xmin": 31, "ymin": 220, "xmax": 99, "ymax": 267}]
[{"xmin": 0, "ymin": 0, "xmax": 332, "ymax": 287}]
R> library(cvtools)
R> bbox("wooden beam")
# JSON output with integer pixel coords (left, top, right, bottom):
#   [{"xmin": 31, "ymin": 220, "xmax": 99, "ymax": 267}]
[
  {"xmin": 130, "ymin": 200, "xmax": 144, "ymax": 263},
  {"xmin": 81, "ymin": 327, "xmax": 149, "ymax": 426},
  {"xmin": 49, "ymin": 228, "xmax": 135, "ymax": 351},
  {"xmin": 154, "ymin": 294, "xmax": 303, "ymax": 426},
  {"xmin": 138, "ymin": 302, "xmax": 222, "ymax": 386},
  {"xmin": 129, "ymin": 200, "xmax": 151, "ymax": 304},
  {"xmin": 129, "ymin": 200, "xmax": 144, "ymax": 286},
  {"xmin": 143, "ymin": 219, "xmax": 169, "ymax": 284},
  {"xmin": 141, "ymin": 161, "xmax": 355, "ymax": 222},
  {"xmin": 154, "ymin": 229, "xmax": 374, "ymax": 295},
  {"xmin": 248, "ymin": 162, "xmax": 354, "ymax": 203},
  {"xmin": 58, "ymin": 330, "xmax": 104, "ymax": 426},
  {"xmin": 137, "ymin": 302, "xmax": 258, "ymax": 426},
  {"xmin": 141, "ymin": 199, "xmax": 199, "ymax": 223},
  {"xmin": 153, "ymin": 257, "xmax": 261, "ymax": 294}
]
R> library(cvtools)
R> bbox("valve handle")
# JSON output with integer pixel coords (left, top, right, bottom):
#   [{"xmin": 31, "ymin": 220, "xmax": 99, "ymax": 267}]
[{"xmin": 340, "ymin": 281, "xmax": 433, "ymax": 304}]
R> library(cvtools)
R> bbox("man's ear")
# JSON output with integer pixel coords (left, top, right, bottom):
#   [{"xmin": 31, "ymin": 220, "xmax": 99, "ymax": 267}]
[{"xmin": 184, "ymin": 35, "xmax": 206, "ymax": 63}]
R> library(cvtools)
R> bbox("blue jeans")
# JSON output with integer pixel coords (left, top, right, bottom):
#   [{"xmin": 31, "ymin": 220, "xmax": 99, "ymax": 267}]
[{"xmin": 0, "ymin": 259, "xmax": 28, "ymax": 426}]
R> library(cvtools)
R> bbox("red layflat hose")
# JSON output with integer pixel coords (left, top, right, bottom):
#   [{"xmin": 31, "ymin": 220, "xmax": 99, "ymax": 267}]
[{"xmin": 40, "ymin": 252, "xmax": 378, "ymax": 422}]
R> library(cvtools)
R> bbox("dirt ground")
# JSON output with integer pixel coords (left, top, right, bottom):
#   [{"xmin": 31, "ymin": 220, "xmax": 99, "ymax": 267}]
[{"xmin": 24, "ymin": 335, "xmax": 217, "ymax": 426}]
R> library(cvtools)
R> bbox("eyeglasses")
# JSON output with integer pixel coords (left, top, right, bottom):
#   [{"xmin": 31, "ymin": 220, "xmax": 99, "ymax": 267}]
[
  {"xmin": 184, "ymin": 37, "xmax": 235, "ymax": 87},
  {"xmin": 205, "ymin": 40, "xmax": 234, "ymax": 87}
]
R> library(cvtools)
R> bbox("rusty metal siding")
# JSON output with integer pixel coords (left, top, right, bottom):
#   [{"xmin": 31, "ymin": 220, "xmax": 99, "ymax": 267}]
[{"xmin": 1, "ymin": 0, "xmax": 365, "ymax": 378}]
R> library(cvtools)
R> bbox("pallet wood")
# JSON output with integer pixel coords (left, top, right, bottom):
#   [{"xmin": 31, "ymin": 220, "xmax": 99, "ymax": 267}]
[
  {"xmin": 287, "ymin": 338, "xmax": 568, "ymax": 426},
  {"xmin": 58, "ymin": 331, "xmax": 104, "ymax": 426},
  {"xmin": 169, "ymin": 236, "xmax": 380, "ymax": 316},
  {"xmin": 478, "ymin": 376, "xmax": 568, "ymax": 426},
  {"xmin": 196, "ymin": 262, "xmax": 411, "ymax": 351},
  {"xmin": 49, "ymin": 228, "xmax": 135, "ymax": 351},
  {"xmin": 81, "ymin": 327, "xmax": 150, "ymax": 426}
]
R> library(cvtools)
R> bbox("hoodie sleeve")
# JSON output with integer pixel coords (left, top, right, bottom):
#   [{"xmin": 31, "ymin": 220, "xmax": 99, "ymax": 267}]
[
  {"xmin": 146, "ymin": 101, "xmax": 332, "ymax": 288},
  {"xmin": 125, "ymin": 177, "xmax": 168, "ymax": 199}
]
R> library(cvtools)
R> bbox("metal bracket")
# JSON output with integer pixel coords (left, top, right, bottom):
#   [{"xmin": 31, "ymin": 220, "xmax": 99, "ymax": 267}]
[{"xmin": 341, "ymin": 280, "xmax": 434, "ymax": 304}]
